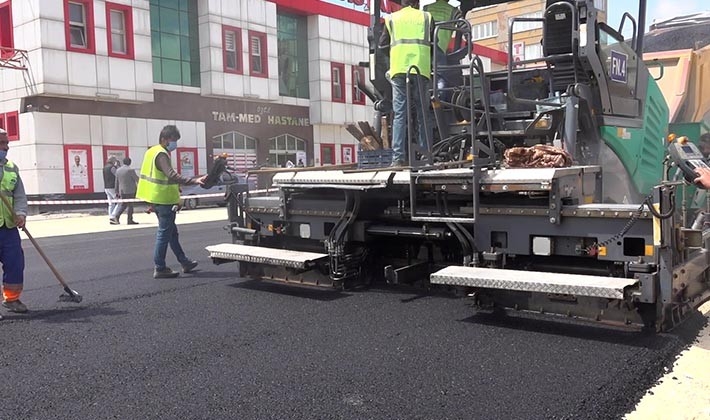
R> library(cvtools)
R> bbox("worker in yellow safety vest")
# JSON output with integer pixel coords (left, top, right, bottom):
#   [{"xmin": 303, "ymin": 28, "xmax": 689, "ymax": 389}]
[
  {"xmin": 380, "ymin": 0, "xmax": 435, "ymax": 167},
  {"xmin": 136, "ymin": 125, "xmax": 206, "ymax": 279},
  {"xmin": 0, "ymin": 128, "xmax": 29, "ymax": 316}
]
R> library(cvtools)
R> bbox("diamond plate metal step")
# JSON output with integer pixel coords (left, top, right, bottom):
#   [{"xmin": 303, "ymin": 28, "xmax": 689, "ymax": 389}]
[
  {"xmin": 430, "ymin": 266, "xmax": 638, "ymax": 299},
  {"xmin": 206, "ymin": 243, "xmax": 328, "ymax": 269}
]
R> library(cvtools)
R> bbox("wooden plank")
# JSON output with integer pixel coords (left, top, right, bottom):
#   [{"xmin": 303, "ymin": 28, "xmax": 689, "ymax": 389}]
[
  {"xmin": 346, "ymin": 124, "xmax": 365, "ymax": 141},
  {"xmin": 358, "ymin": 121, "xmax": 383, "ymax": 149}
]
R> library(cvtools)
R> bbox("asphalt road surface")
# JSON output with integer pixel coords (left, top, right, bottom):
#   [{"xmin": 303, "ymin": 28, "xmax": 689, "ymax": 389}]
[{"xmin": 0, "ymin": 221, "xmax": 702, "ymax": 420}]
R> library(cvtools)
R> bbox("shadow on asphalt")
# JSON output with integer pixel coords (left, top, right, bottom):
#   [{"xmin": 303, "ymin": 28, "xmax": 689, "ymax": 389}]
[
  {"xmin": 1, "ymin": 306, "xmax": 128, "ymax": 324},
  {"xmin": 228, "ymin": 279, "xmax": 351, "ymax": 302},
  {"xmin": 459, "ymin": 309, "xmax": 707, "ymax": 349}
]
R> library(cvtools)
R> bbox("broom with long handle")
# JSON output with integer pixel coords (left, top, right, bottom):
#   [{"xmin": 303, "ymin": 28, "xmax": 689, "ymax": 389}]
[{"xmin": 0, "ymin": 192, "xmax": 82, "ymax": 303}]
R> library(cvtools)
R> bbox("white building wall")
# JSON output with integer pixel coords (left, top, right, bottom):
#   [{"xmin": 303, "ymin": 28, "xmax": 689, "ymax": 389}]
[
  {"xmin": 198, "ymin": 0, "xmax": 284, "ymax": 103},
  {"xmin": 14, "ymin": 112, "xmax": 207, "ymax": 195},
  {"xmin": 1, "ymin": 0, "xmax": 154, "ymax": 105}
]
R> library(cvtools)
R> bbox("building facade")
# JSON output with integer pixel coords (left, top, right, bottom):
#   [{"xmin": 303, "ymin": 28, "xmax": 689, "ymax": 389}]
[
  {"xmin": 0, "ymin": 0, "xmax": 373, "ymax": 197},
  {"xmin": 467, "ymin": 0, "xmax": 607, "ymax": 63}
]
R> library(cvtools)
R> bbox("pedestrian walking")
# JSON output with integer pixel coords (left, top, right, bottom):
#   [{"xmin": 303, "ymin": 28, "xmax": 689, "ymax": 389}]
[
  {"xmin": 136, "ymin": 125, "xmax": 206, "ymax": 279},
  {"xmin": 111, "ymin": 157, "xmax": 140, "ymax": 225},
  {"xmin": 0, "ymin": 128, "xmax": 29, "ymax": 315},
  {"xmin": 103, "ymin": 156, "xmax": 119, "ymax": 223}
]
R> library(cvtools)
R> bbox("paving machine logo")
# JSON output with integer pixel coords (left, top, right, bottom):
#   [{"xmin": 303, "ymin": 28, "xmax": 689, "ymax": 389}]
[{"xmin": 610, "ymin": 50, "xmax": 628, "ymax": 83}]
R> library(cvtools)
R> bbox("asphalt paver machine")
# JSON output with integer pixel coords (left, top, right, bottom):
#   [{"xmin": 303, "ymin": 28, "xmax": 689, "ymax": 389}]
[{"xmin": 207, "ymin": 0, "xmax": 710, "ymax": 332}]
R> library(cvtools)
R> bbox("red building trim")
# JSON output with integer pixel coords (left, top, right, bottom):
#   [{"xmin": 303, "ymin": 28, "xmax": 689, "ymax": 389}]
[
  {"xmin": 222, "ymin": 25, "xmax": 243, "ymax": 74},
  {"xmin": 473, "ymin": 43, "xmax": 508, "ymax": 65},
  {"xmin": 106, "ymin": 2, "xmax": 134, "ymax": 59},
  {"xmin": 64, "ymin": 0, "xmax": 96, "ymax": 54},
  {"xmin": 320, "ymin": 143, "xmax": 336, "ymax": 165},
  {"xmin": 102, "ymin": 145, "xmax": 129, "ymax": 165},
  {"xmin": 64, "ymin": 144, "xmax": 94, "ymax": 194},
  {"xmin": 330, "ymin": 62, "xmax": 345, "ymax": 103},
  {"xmin": 248, "ymin": 30, "xmax": 268, "ymax": 78},
  {"xmin": 0, "ymin": 0, "xmax": 14, "ymax": 59},
  {"xmin": 351, "ymin": 65, "xmax": 366, "ymax": 105},
  {"xmin": 4, "ymin": 111, "xmax": 18, "ymax": 141}
]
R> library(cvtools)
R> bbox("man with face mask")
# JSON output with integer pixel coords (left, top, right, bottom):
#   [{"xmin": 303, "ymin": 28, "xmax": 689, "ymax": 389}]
[
  {"xmin": 136, "ymin": 125, "xmax": 206, "ymax": 279},
  {"xmin": 0, "ymin": 128, "xmax": 29, "ymax": 316}
]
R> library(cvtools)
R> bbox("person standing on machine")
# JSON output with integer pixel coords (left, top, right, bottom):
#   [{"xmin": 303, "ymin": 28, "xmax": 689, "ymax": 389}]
[
  {"xmin": 379, "ymin": 0, "xmax": 435, "ymax": 167},
  {"xmin": 0, "ymin": 128, "xmax": 29, "ymax": 314},
  {"xmin": 424, "ymin": 0, "xmax": 464, "ymax": 101},
  {"xmin": 136, "ymin": 125, "xmax": 206, "ymax": 279}
]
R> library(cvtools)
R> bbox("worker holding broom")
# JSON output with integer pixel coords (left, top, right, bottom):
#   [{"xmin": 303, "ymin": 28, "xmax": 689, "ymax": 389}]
[{"xmin": 0, "ymin": 128, "xmax": 28, "ymax": 314}]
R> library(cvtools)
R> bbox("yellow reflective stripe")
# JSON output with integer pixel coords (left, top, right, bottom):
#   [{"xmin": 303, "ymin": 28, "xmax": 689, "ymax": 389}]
[{"xmin": 139, "ymin": 174, "xmax": 177, "ymax": 185}]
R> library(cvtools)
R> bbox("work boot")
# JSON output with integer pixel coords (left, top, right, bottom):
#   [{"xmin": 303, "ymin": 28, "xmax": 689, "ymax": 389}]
[
  {"xmin": 127, "ymin": 220, "xmax": 139, "ymax": 225},
  {"xmin": 3, "ymin": 299, "xmax": 28, "ymax": 313},
  {"xmin": 181, "ymin": 260, "xmax": 198, "ymax": 273},
  {"xmin": 153, "ymin": 267, "xmax": 180, "ymax": 279}
]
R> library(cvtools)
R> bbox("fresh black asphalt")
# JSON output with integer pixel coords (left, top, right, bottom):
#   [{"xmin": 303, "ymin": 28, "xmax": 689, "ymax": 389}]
[{"xmin": 0, "ymin": 220, "xmax": 702, "ymax": 420}]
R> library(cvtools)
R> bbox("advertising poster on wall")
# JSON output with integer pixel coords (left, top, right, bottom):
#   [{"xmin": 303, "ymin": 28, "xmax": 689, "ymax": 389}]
[
  {"xmin": 64, "ymin": 144, "xmax": 93, "ymax": 194},
  {"xmin": 177, "ymin": 147, "xmax": 197, "ymax": 178},
  {"xmin": 103, "ymin": 146, "xmax": 128, "ymax": 165}
]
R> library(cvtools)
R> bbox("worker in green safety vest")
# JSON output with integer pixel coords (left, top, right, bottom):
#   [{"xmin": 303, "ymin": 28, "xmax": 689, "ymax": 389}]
[
  {"xmin": 0, "ymin": 128, "xmax": 29, "ymax": 316},
  {"xmin": 424, "ymin": 0, "xmax": 465, "ymax": 102},
  {"xmin": 380, "ymin": 0, "xmax": 435, "ymax": 167},
  {"xmin": 136, "ymin": 125, "xmax": 206, "ymax": 279}
]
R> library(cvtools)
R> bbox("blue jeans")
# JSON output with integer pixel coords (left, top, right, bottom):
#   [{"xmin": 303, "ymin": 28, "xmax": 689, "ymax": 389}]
[
  {"xmin": 390, "ymin": 74, "xmax": 433, "ymax": 163},
  {"xmin": 153, "ymin": 204, "xmax": 189, "ymax": 270}
]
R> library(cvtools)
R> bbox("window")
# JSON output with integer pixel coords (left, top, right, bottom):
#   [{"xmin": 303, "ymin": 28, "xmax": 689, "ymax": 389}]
[
  {"xmin": 594, "ymin": 0, "xmax": 606, "ymax": 11},
  {"xmin": 249, "ymin": 30, "xmax": 268, "ymax": 77},
  {"xmin": 277, "ymin": 12, "xmax": 309, "ymax": 99},
  {"xmin": 320, "ymin": 143, "xmax": 335, "ymax": 166},
  {"xmin": 472, "ymin": 21, "xmax": 497, "ymax": 41},
  {"xmin": 524, "ymin": 43, "xmax": 543, "ymax": 61},
  {"xmin": 150, "ymin": 0, "xmax": 200, "ymax": 87},
  {"xmin": 0, "ymin": 0, "xmax": 14, "ymax": 59},
  {"xmin": 222, "ymin": 25, "xmax": 242, "ymax": 74},
  {"xmin": 269, "ymin": 134, "xmax": 306, "ymax": 167},
  {"xmin": 106, "ymin": 2, "xmax": 134, "ymax": 59},
  {"xmin": 64, "ymin": 0, "xmax": 95, "ymax": 54},
  {"xmin": 512, "ymin": 12, "xmax": 543, "ymax": 33},
  {"xmin": 352, "ymin": 66, "xmax": 366, "ymax": 105},
  {"xmin": 213, "ymin": 131, "xmax": 258, "ymax": 171},
  {"xmin": 3, "ymin": 111, "xmax": 19, "ymax": 141},
  {"xmin": 331, "ymin": 62, "xmax": 345, "ymax": 103}
]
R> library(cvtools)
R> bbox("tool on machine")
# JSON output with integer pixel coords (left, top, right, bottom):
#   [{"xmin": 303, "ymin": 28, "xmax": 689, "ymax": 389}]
[{"xmin": 0, "ymin": 193, "xmax": 83, "ymax": 303}]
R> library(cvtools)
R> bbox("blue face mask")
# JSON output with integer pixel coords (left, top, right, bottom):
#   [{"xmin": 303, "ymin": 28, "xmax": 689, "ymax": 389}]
[
  {"xmin": 166, "ymin": 141, "xmax": 178, "ymax": 152},
  {"xmin": 0, "ymin": 150, "xmax": 7, "ymax": 160}
]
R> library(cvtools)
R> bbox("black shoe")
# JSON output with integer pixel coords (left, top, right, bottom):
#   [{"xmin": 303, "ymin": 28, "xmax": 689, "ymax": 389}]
[
  {"xmin": 181, "ymin": 260, "xmax": 198, "ymax": 273},
  {"xmin": 153, "ymin": 267, "xmax": 180, "ymax": 279},
  {"xmin": 3, "ymin": 299, "xmax": 28, "ymax": 313},
  {"xmin": 127, "ymin": 221, "xmax": 139, "ymax": 225},
  {"xmin": 110, "ymin": 218, "xmax": 119, "ymax": 225}
]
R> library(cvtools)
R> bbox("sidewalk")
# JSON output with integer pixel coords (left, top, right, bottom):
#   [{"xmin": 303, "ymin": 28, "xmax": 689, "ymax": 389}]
[{"xmin": 24, "ymin": 206, "xmax": 229, "ymax": 239}]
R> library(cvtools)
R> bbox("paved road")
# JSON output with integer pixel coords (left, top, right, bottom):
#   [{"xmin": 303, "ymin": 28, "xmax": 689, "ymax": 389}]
[{"xmin": 0, "ymin": 216, "xmax": 703, "ymax": 419}]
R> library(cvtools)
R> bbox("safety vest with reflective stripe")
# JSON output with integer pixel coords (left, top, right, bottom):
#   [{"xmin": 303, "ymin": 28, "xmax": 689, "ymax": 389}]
[
  {"xmin": 386, "ymin": 6, "xmax": 433, "ymax": 78},
  {"xmin": 0, "ymin": 160, "xmax": 19, "ymax": 228},
  {"xmin": 136, "ymin": 145, "xmax": 180, "ymax": 205},
  {"xmin": 424, "ymin": 0, "xmax": 459, "ymax": 53}
]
